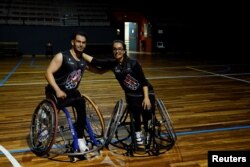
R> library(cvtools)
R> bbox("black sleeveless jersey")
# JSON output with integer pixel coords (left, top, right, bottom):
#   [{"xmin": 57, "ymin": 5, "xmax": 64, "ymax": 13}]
[
  {"xmin": 92, "ymin": 56, "xmax": 154, "ymax": 95},
  {"xmin": 112, "ymin": 57, "xmax": 154, "ymax": 95},
  {"xmin": 53, "ymin": 51, "xmax": 87, "ymax": 92}
]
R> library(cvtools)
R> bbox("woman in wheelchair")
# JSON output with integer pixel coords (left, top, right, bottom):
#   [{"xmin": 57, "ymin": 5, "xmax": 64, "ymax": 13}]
[
  {"xmin": 86, "ymin": 40, "xmax": 156, "ymax": 145},
  {"xmin": 44, "ymin": 31, "xmax": 102, "ymax": 153}
]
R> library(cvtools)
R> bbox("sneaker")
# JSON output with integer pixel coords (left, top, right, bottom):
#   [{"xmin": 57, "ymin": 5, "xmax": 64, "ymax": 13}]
[
  {"xmin": 78, "ymin": 138, "xmax": 89, "ymax": 153},
  {"xmin": 135, "ymin": 131, "xmax": 143, "ymax": 145}
]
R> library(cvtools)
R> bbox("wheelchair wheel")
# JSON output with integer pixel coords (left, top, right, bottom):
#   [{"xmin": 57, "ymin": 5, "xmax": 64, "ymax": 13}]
[
  {"xmin": 128, "ymin": 108, "xmax": 137, "ymax": 149},
  {"xmin": 156, "ymin": 99, "xmax": 177, "ymax": 146},
  {"xmin": 82, "ymin": 94, "xmax": 105, "ymax": 139},
  {"xmin": 46, "ymin": 95, "xmax": 105, "ymax": 157},
  {"xmin": 30, "ymin": 99, "xmax": 58, "ymax": 156},
  {"xmin": 144, "ymin": 113, "xmax": 162, "ymax": 156},
  {"xmin": 104, "ymin": 99, "xmax": 125, "ymax": 146}
]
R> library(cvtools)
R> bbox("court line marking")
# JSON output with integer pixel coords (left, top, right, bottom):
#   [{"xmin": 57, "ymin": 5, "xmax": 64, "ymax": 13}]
[
  {"xmin": 144, "ymin": 64, "xmax": 230, "ymax": 70},
  {"xmin": 1, "ymin": 63, "xmax": 249, "ymax": 73},
  {"xmin": 0, "ymin": 58, "xmax": 23, "ymax": 87},
  {"xmin": 144, "ymin": 63, "xmax": 250, "ymax": 70},
  {"xmin": 176, "ymin": 125, "xmax": 250, "ymax": 136},
  {"xmin": 187, "ymin": 66, "xmax": 250, "ymax": 83},
  {"xmin": 1, "ymin": 61, "xmax": 250, "ymax": 87},
  {"xmin": 2, "ymin": 72, "xmax": 250, "ymax": 86},
  {"xmin": 30, "ymin": 56, "xmax": 35, "ymax": 66},
  {"xmin": 1, "ymin": 125, "xmax": 250, "ymax": 155},
  {"xmin": 0, "ymin": 145, "xmax": 22, "ymax": 167}
]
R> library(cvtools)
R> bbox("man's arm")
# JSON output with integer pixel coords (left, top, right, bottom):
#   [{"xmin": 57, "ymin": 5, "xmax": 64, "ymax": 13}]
[
  {"xmin": 45, "ymin": 53, "xmax": 67, "ymax": 99},
  {"xmin": 82, "ymin": 53, "xmax": 93, "ymax": 63}
]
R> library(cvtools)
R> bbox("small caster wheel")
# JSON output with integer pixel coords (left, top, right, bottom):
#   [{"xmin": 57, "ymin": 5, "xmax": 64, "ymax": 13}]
[{"xmin": 69, "ymin": 156, "xmax": 77, "ymax": 163}]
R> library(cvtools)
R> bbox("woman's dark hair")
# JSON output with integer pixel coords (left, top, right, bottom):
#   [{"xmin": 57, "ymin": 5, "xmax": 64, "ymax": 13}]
[
  {"xmin": 112, "ymin": 40, "xmax": 127, "ymax": 57},
  {"xmin": 112, "ymin": 40, "xmax": 126, "ymax": 50}
]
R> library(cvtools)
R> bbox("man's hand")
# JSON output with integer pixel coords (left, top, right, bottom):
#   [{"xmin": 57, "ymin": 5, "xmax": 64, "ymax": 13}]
[{"xmin": 56, "ymin": 89, "xmax": 67, "ymax": 99}]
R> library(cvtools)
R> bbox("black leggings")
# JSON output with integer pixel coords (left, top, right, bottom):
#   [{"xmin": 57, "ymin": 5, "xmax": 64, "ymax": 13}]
[
  {"xmin": 45, "ymin": 86, "xmax": 86, "ymax": 138},
  {"xmin": 126, "ymin": 94, "xmax": 155, "ymax": 132}
]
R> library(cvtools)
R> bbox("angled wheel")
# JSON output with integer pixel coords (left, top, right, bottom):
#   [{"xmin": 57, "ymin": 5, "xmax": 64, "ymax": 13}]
[
  {"xmin": 48, "ymin": 95, "xmax": 105, "ymax": 157},
  {"xmin": 29, "ymin": 99, "xmax": 58, "ymax": 156},
  {"xmin": 144, "ymin": 113, "xmax": 155, "ymax": 152},
  {"xmin": 156, "ymin": 99, "xmax": 177, "ymax": 147},
  {"xmin": 104, "ymin": 99, "xmax": 125, "ymax": 146},
  {"xmin": 82, "ymin": 94, "xmax": 105, "ymax": 139}
]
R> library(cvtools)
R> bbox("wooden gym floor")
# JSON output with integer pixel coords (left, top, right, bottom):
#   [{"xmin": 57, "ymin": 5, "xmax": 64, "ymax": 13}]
[{"xmin": 0, "ymin": 52, "xmax": 250, "ymax": 167}]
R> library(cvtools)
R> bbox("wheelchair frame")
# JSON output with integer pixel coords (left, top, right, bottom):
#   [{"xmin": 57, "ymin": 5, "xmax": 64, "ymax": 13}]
[
  {"xmin": 104, "ymin": 98, "xmax": 176, "ymax": 157},
  {"xmin": 29, "ymin": 94, "xmax": 105, "ymax": 162}
]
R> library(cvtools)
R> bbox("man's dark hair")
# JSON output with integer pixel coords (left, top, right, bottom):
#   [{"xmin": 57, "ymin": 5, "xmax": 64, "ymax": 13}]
[{"xmin": 72, "ymin": 31, "xmax": 88, "ymax": 40}]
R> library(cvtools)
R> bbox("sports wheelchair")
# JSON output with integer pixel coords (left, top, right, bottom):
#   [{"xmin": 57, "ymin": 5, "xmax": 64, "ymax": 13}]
[
  {"xmin": 104, "ymin": 98, "xmax": 176, "ymax": 157},
  {"xmin": 29, "ymin": 94, "xmax": 105, "ymax": 162}
]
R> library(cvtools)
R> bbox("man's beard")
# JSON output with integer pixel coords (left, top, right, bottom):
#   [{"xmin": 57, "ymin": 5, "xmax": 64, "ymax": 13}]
[{"xmin": 74, "ymin": 48, "xmax": 83, "ymax": 55}]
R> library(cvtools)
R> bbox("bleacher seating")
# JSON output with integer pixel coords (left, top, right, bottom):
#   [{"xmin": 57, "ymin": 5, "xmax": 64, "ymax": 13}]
[
  {"xmin": 0, "ymin": 42, "xmax": 20, "ymax": 57},
  {"xmin": 0, "ymin": 0, "xmax": 110, "ymax": 26}
]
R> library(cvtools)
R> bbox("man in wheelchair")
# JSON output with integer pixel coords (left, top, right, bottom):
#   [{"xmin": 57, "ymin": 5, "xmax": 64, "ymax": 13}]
[{"xmin": 44, "ymin": 31, "xmax": 101, "ymax": 153}]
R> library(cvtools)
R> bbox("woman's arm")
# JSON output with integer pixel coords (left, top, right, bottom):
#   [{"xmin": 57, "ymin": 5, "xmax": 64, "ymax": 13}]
[
  {"xmin": 133, "ymin": 61, "xmax": 151, "ymax": 110},
  {"xmin": 142, "ymin": 86, "xmax": 151, "ymax": 110},
  {"xmin": 82, "ymin": 53, "xmax": 109, "ymax": 74},
  {"xmin": 83, "ymin": 53, "xmax": 116, "ymax": 69},
  {"xmin": 86, "ymin": 64, "xmax": 110, "ymax": 74},
  {"xmin": 134, "ymin": 61, "xmax": 148, "ymax": 87}
]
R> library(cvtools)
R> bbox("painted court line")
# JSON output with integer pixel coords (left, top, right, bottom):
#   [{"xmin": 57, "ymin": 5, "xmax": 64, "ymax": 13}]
[
  {"xmin": 187, "ymin": 66, "xmax": 250, "ymax": 84},
  {"xmin": 1, "ymin": 63, "xmax": 250, "ymax": 87},
  {"xmin": 0, "ymin": 145, "xmax": 22, "ymax": 167},
  {"xmin": 176, "ymin": 125, "xmax": 250, "ymax": 136},
  {"xmin": 1, "ymin": 125, "xmax": 250, "ymax": 155},
  {"xmin": 0, "ymin": 58, "xmax": 23, "ymax": 87},
  {"xmin": 3, "ymin": 72, "xmax": 250, "ymax": 87}
]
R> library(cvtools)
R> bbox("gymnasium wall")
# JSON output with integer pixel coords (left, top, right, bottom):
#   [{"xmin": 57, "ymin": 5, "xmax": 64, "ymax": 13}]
[{"xmin": 0, "ymin": 25, "xmax": 117, "ymax": 56}]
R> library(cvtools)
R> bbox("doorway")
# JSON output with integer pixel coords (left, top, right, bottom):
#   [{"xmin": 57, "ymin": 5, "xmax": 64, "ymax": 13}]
[{"xmin": 125, "ymin": 22, "xmax": 138, "ymax": 51}]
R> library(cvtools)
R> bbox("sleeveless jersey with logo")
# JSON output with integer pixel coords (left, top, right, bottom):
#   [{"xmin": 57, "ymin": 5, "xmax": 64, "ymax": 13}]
[
  {"xmin": 111, "ymin": 57, "xmax": 154, "ymax": 95},
  {"xmin": 53, "ymin": 51, "xmax": 87, "ymax": 92}
]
